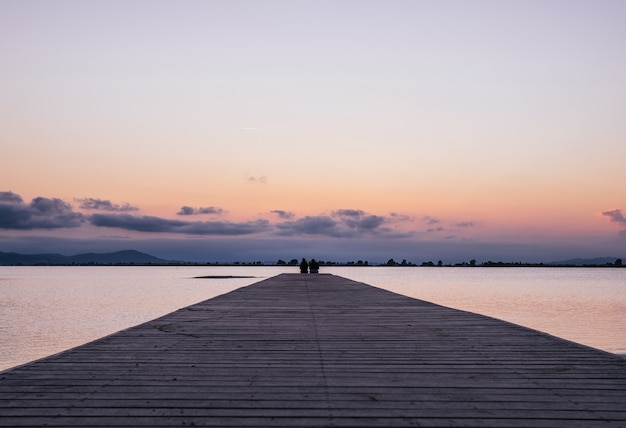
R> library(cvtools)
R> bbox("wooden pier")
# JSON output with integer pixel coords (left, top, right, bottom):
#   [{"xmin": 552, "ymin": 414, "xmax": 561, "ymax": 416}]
[{"xmin": 1, "ymin": 273, "xmax": 625, "ymax": 427}]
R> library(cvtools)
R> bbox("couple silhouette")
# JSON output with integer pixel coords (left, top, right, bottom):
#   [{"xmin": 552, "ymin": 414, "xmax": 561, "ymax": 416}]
[{"xmin": 299, "ymin": 258, "xmax": 319, "ymax": 274}]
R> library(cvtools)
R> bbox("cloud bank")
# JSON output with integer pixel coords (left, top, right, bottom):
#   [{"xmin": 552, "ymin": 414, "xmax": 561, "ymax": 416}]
[
  {"xmin": 0, "ymin": 191, "xmax": 84, "ymax": 229},
  {"xmin": 76, "ymin": 197, "xmax": 138, "ymax": 212},
  {"xmin": 275, "ymin": 209, "xmax": 410, "ymax": 238},
  {"xmin": 271, "ymin": 210, "xmax": 295, "ymax": 219},
  {"xmin": 90, "ymin": 214, "xmax": 269, "ymax": 236},
  {"xmin": 177, "ymin": 206, "xmax": 224, "ymax": 216},
  {"xmin": 603, "ymin": 209, "xmax": 626, "ymax": 225},
  {"xmin": 3, "ymin": 192, "xmax": 415, "ymax": 238},
  {"xmin": 1, "ymin": 192, "xmax": 622, "ymax": 264}
]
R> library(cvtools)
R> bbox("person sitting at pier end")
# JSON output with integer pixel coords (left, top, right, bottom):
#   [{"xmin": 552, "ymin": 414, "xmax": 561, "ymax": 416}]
[
  {"xmin": 309, "ymin": 259, "xmax": 319, "ymax": 274},
  {"xmin": 299, "ymin": 258, "xmax": 308, "ymax": 274}
]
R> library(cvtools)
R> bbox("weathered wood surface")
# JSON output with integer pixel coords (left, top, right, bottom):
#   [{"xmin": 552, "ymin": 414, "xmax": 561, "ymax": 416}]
[{"xmin": 1, "ymin": 273, "xmax": 625, "ymax": 427}]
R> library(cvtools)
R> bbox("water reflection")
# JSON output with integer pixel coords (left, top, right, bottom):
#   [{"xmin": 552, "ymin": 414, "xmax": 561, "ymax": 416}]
[
  {"xmin": 330, "ymin": 267, "xmax": 626, "ymax": 356},
  {"xmin": 0, "ymin": 266, "xmax": 287, "ymax": 371}
]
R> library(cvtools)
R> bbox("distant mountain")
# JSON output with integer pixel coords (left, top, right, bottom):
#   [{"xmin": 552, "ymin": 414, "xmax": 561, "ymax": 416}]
[
  {"xmin": 0, "ymin": 252, "xmax": 70, "ymax": 265},
  {"xmin": 0, "ymin": 250, "xmax": 172, "ymax": 265},
  {"xmin": 548, "ymin": 257, "xmax": 622, "ymax": 266}
]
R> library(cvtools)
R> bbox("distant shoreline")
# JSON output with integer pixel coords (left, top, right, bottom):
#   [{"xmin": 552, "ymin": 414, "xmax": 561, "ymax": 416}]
[
  {"xmin": 1, "ymin": 250, "xmax": 623, "ymax": 268},
  {"xmin": 1, "ymin": 262, "xmax": 624, "ymax": 268}
]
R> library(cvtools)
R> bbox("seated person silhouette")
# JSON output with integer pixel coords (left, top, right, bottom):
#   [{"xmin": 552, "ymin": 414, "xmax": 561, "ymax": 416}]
[{"xmin": 299, "ymin": 258, "xmax": 308, "ymax": 274}]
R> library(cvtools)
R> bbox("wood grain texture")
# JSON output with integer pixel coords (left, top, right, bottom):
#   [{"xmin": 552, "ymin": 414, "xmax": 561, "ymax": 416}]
[{"xmin": 1, "ymin": 273, "xmax": 625, "ymax": 427}]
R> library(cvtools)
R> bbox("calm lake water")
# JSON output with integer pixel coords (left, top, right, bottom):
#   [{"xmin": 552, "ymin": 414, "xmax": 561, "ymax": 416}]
[{"xmin": 1, "ymin": 266, "xmax": 625, "ymax": 372}]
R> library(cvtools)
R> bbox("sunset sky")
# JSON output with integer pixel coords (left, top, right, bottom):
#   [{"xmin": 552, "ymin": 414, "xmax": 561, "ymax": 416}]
[{"xmin": 1, "ymin": 0, "xmax": 625, "ymax": 263}]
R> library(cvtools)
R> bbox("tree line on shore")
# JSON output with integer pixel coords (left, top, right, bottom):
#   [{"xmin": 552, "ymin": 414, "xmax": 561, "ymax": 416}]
[
  {"xmin": 1, "ymin": 250, "xmax": 623, "ymax": 267},
  {"xmin": 273, "ymin": 258, "xmax": 624, "ymax": 268}
]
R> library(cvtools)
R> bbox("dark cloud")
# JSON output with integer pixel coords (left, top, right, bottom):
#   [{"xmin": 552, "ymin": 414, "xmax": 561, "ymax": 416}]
[
  {"xmin": 333, "ymin": 209, "xmax": 364, "ymax": 218},
  {"xmin": 602, "ymin": 209, "xmax": 626, "ymax": 225},
  {"xmin": 427, "ymin": 227, "xmax": 444, "ymax": 233},
  {"xmin": 333, "ymin": 209, "xmax": 385, "ymax": 232},
  {"xmin": 457, "ymin": 221, "xmax": 476, "ymax": 227},
  {"xmin": 276, "ymin": 210, "xmax": 407, "ymax": 238},
  {"xmin": 389, "ymin": 212, "xmax": 412, "ymax": 222},
  {"xmin": 177, "ymin": 206, "xmax": 224, "ymax": 216},
  {"xmin": 76, "ymin": 198, "xmax": 138, "ymax": 212},
  {"xmin": 177, "ymin": 206, "xmax": 196, "ymax": 216},
  {"xmin": 0, "ymin": 192, "xmax": 84, "ymax": 230},
  {"xmin": 271, "ymin": 210, "xmax": 295, "ymax": 219},
  {"xmin": 276, "ymin": 216, "xmax": 340, "ymax": 237},
  {"xmin": 356, "ymin": 215, "xmax": 385, "ymax": 230},
  {"xmin": 89, "ymin": 213, "xmax": 268, "ymax": 236},
  {"xmin": 195, "ymin": 207, "xmax": 224, "ymax": 215},
  {"xmin": 423, "ymin": 215, "xmax": 440, "ymax": 225},
  {"xmin": 0, "ymin": 191, "xmax": 23, "ymax": 203}
]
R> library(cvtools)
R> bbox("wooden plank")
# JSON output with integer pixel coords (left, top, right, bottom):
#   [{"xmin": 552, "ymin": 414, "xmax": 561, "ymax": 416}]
[{"xmin": 1, "ymin": 273, "xmax": 625, "ymax": 427}]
